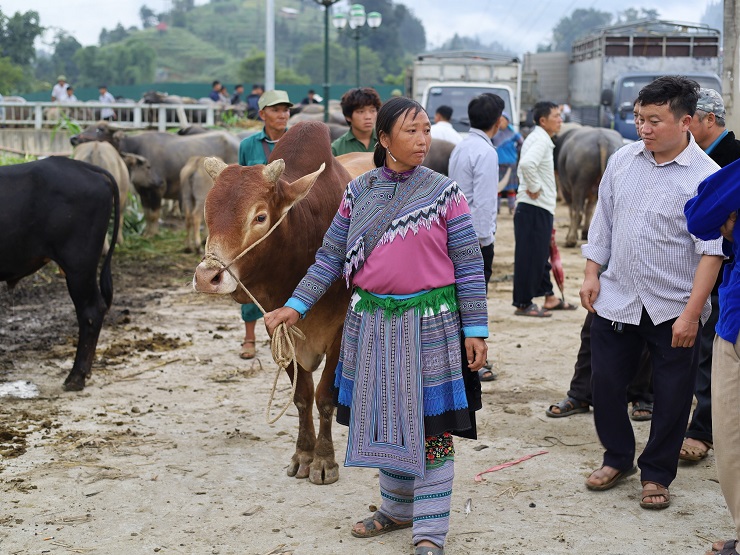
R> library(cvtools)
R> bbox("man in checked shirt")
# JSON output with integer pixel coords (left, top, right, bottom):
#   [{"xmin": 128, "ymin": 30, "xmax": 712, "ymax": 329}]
[{"xmin": 579, "ymin": 76, "xmax": 724, "ymax": 510}]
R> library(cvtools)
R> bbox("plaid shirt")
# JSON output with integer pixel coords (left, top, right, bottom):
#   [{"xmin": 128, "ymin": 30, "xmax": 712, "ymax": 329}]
[{"xmin": 582, "ymin": 135, "xmax": 723, "ymax": 326}]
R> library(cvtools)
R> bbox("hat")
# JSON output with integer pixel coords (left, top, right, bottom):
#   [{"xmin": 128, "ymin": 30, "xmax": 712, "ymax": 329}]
[
  {"xmin": 258, "ymin": 90, "xmax": 293, "ymax": 110},
  {"xmin": 696, "ymin": 88, "xmax": 725, "ymax": 119},
  {"xmin": 501, "ymin": 111, "xmax": 511, "ymax": 122},
  {"xmin": 57, "ymin": 75, "xmax": 66, "ymax": 82}
]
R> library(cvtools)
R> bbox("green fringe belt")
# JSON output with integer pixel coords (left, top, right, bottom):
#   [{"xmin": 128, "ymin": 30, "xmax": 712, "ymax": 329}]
[{"xmin": 354, "ymin": 284, "xmax": 458, "ymax": 319}]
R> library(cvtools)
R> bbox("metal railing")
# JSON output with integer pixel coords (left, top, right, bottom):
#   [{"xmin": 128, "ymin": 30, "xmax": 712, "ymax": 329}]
[{"xmin": 0, "ymin": 101, "xmax": 224, "ymax": 131}]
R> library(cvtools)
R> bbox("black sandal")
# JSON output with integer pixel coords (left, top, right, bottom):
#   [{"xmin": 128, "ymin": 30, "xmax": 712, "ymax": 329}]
[
  {"xmin": 630, "ymin": 399, "xmax": 653, "ymax": 422},
  {"xmin": 350, "ymin": 511, "xmax": 411, "ymax": 538},
  {"xmin": 545, "ymin": 396, "xmax": 589, "ymax": 418}
]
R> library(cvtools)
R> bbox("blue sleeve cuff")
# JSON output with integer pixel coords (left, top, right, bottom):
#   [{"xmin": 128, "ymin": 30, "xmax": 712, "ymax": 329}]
[
  {"xmin": 463, "ymin": 325, "xmax": 489, "ymax": 338},
  {"xmin": 285, "ymin": 297, "xmax": 309, "ymax": 318}
]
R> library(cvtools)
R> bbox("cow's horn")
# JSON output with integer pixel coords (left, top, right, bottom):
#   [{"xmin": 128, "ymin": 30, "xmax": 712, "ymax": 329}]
[
  {"xmin": 263, "ymin": 159, "xmax": 285, "ymax": 183},
  {"xmin": 204, "ymin": 157, "xmax": 228, "ymax": 179}
]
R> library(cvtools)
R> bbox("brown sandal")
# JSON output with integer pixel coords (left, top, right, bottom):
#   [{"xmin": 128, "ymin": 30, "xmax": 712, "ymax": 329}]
[
  {"xmin": 640, "ymin": 481, "xmax": 670, "ymax": 510},
  {"xmin": 240, "ymin": 340, "xmax": 256, "ymax": 359},
  {"xmin": 351, "ymin": 511, "xmax": 411, "ymax": 538},
  {"xmin": 679, "ymin": 439, "xmax": 713, "ymax": 462}
]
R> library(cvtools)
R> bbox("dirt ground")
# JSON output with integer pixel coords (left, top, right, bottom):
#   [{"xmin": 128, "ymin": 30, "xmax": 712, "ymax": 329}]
[{"xmin": 0, "ymin": 205, "xmax": 734, "ymax": 555}]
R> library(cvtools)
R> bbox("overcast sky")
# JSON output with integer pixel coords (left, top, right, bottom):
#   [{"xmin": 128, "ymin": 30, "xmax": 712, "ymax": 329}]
[{"xmin": 1, "ymin": 0, "xmax": 719, "ymax": 55}]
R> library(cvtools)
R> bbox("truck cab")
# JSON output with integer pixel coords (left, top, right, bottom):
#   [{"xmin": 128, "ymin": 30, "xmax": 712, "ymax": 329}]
[
  {"xmin": 421, "ymin": 82, "xmax": 518, "ymax": 133},
  {"xmin": 601, "ymin": 72, "xmax": 722, "ymax": 141}
]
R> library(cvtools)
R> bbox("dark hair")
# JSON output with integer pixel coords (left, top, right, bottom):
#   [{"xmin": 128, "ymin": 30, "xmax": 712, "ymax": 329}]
[
  {"xmin": 469, "ymin": 94, "xmax": 504, "ymax": 131},
  {"xmin": 212, "ymin": 80, "xmax": 221, "ymax": 87},
  {"xmin": 308, "ymin": 89, "xmax": 315, "ymax": 94},
  {"xmin": 235, "ymin": 84, "xmax": 243, "ymax": 89},
  {"xmin": 637, "ymin": 75, "xmax": 700, "ymax": 119},
  {"xmin": 436, "ymin": 105, "xmax": 453, "ymax": 121},
  {"xmin": 340, "ymin": 87, "xmax": 382, "ymax": 121},
  {"xmin": 373, "ymin": 97, "xmax": 426, "ymax": 168},
  {"xmin": 532, "ymin": 101, "xmax": 559, "ymax": 126}
]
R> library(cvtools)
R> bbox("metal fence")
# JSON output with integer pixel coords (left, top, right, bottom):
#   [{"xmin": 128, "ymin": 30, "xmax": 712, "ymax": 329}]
[{"xmin": 0, "ymin": 101, "xmax": 223, "ymax": 131}]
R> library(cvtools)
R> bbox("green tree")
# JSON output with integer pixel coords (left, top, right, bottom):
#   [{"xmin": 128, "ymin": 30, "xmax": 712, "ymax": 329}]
[
  {"xmin": 140, "ymin": 5, "xmax": 157, "ymax": 29},
  {"xmin": 51, "ymin": 33, "xmax": 82, "ymax": 84},
  {"xmin": 99, "ymin": 24, "xmax": 132, "ymax": 46},
  {"xmin": 0, "ymin": 55, "xmax": 25, "ymax": 94},
  {"xmin": 74, "ymin": 41, "xmax": 156, "ymax": 87},
  {"xmin": 297, "ymin": 42, "xmax": 383, "ymax": 85},
  {"xmin": 551, "ymin": 8, "xmax": 613, "ymax": 52},
  {"xmin": 0, "ymin": 10, "xmax": 44, "ymax": 66},
  {"xmin": 238, "ymin": 50, "xmax": 310, "ymax": 85}
]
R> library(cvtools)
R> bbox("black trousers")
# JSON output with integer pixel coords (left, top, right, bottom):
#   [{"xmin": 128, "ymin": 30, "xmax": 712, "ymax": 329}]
[
  {"xmin": 481, "ymin": 243, "xmax": 494, "ymax": 286},
  {"xmin": 567, "ymin": 311, "xmax": 653, "ymax": 405},
  {"xmin": 591, "ymin": 310, "xmax": 700, "ymax": 487},
  {"xmin": 512, "ymin": 202, "xmax": 553, "ymax": 308},
  {"xmin": 685, "ymin": 293, "xmax": 718, "ymax": 444}
]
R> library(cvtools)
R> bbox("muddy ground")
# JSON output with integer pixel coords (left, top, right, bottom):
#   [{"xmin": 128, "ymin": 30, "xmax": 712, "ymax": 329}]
[{"xmin": 0, "ymin": 206, "xmax": 734, "ymax": 555}]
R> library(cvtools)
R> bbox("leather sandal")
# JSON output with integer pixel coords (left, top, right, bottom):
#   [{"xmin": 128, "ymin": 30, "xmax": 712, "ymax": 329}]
[
  {"xmin": 679, "ymin": 439, "xmax": 713, "ymax": 462},
  {"xmin": 640, "ymin": 481, "xmax": 670, "ymax": 510},
  {"xmin": 240, "ymin": 340, "xmax": 256, "ymax": 360},
  {"xmin": 585, "ymin": 465, "xmax": 636, "ymax": 491},
  {"xmin": 546, "ymin": 396, "xmax": 589, "ymax": 418},
  {"xmin": 709, "ymin": 539, "xmax": 739, "ymax": 554},
  {"xmin": 350, "ymin": 511, "xmax": 411, "ymax": 538}
]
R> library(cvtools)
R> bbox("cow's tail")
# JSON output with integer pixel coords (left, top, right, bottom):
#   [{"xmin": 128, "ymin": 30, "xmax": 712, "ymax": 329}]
[
  {"xmin": 598, "ymin": 135, "xmax": 609, "ymax": 177},
  {"xmin": 97, "ymin": 167, "xmax": 120, "ymax": 309}
]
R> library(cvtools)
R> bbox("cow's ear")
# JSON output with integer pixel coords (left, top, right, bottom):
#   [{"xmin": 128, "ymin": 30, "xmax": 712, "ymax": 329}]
[
  {"xmin": 204, "ymin": 157, "xmax": 228, "ymax": 180},
  {"xmin": 284, "ymin": 163, "xmax": 325, "ymax": 206},
  {"xmin": 262, "ymin": 159, "xmax": 285, "ymax": 184}
]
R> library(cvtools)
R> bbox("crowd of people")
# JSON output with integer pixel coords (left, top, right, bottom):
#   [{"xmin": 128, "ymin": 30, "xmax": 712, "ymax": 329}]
[{"xmin": 231, "ymin": 78, "xmax": 740, "ymax": 555}]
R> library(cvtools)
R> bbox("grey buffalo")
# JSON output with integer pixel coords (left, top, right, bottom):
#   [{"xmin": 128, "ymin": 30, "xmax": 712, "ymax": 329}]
[
  {"xmin": 70, "ymin": 122, "xmax": 240, "ymax": 235},
  {"xmin": 555, "ymin": 127, "xmax": 624, "ymax": 247}
]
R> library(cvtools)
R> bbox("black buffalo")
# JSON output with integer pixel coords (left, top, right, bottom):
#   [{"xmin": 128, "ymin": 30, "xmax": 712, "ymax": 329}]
[{"xmin": 0, "ymin": 157, "xmax": 120, "ymax": 390}]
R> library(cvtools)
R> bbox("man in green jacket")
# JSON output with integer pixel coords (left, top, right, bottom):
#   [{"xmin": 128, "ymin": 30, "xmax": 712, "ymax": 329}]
[{"xmin": 331, "ymin": 87, "xmax": 381, "ymax": 156}]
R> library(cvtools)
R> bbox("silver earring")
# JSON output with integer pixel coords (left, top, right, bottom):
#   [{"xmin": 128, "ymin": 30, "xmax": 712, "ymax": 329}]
[{"xmin": 387, "ymin": 149, "xmax": 398, "ymax": 163}]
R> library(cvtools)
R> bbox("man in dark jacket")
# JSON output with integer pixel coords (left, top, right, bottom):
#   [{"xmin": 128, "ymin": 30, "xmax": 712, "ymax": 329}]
[{"xmin": 680, "ymin": 88, "xmax": 740, "ymax": 463}]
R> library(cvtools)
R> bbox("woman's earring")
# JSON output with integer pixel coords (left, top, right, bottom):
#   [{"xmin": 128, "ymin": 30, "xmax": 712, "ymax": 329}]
[{"xmin": 387, "ymin": 149, "xmax": 398, "ymax": 163}]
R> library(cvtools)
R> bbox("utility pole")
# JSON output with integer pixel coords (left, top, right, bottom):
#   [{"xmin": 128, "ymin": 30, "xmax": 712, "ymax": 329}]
[
  {"xmin": 265, "ymin": 0, "xmax": 275, "ymax": 91},
  {"xmin": 724, "ymin": 0, "xmax": 740, "ymax": 131}
]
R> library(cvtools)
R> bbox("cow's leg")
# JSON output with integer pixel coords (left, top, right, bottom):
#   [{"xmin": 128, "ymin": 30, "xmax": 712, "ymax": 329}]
[
  {"xmin": 184, "ymin": 210, "xmax": 195, "ymax": 253},
  {"xmin": 61, "ymin": 269, "xmax": 107, "ymax": 391},
  {"xmin": 565, "ymin": 204, "xmax": 579, "ymax": 247},
  {"xmin": 143, "ymin": 206, "xmax": 160, "ymax": 237},
  {"xmin": 309, "ymin": 339, "xmax": 340, "ymax": 485},
  {"xmin": 583, "ymin": 194, "xmax": 597, "ymax": 240},
  {"xmin": 192, "ymin": 209, "xmax": 203, "ymax": 255},
  {"xmin": 288, "ymin": 364, "xmax": 317, "ymax": 480}
]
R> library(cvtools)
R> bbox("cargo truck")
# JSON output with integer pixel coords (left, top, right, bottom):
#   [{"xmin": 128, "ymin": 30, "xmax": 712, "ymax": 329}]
[
  {"xmin": 408, "ymin": 51, "xmax": 522, "ymax": 132},
  {"xmin": 569, "ymin": 20, "xmax": 721, "ymax": 140}
]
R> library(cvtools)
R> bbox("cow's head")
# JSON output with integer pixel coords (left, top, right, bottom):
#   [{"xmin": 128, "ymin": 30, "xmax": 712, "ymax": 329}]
[
  {"xmin": 70, "ymin": 121, "xmax": 120, "ymax": 148},
  {"xmin": 122, "ymin": 152, "xmax": 165, "ymax": 207},
  {"xmin": 192, "ymin": 158, "xmax": 325, "ymax": 296}
]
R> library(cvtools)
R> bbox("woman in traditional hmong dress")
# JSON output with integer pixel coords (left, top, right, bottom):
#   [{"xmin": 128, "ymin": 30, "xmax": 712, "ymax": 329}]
[{"xmin": 264, "ymin": 97, "xmax": 489, "ymax": 555}]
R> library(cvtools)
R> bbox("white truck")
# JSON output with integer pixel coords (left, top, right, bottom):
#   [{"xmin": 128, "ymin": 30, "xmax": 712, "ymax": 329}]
[
  {"xmin": 569, "ymin": 20, "xmax": 721, "ymax": 140},
  {"xmin": 409, "ymin": 51, "xmax": 522, "ymax": 132}
]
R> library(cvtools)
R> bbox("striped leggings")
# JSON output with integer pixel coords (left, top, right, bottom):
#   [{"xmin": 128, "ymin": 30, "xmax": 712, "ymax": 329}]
[{"xmin": 379, "ymin": 456, "xmax": 454, "ymax": 547}]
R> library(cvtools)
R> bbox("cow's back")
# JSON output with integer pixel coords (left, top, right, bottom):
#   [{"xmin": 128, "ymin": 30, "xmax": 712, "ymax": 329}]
[{"xmin": 73, "ymin": 141, "xmax": 130, "ymax": 207}]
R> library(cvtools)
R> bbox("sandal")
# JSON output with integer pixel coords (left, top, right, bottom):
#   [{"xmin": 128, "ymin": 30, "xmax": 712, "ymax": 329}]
[
  {"xmin": 630, "ymin": 399, "xmax": 653, "ymax": 422},
  {"xmin": 544, "ymin": 299, "xmax": 578, "ymax": 311},
  {"xmin": 240, "ymin": 340, "xmax": 256, "ymax": 360},
  {"xmin": 415, "ymin": 546, "xmax": 444, "ymax": 555},
  {"xmin": 640, "ymin": 481, "xmax": 670, "ymax": 510},
  {"xmin": 546, "ymin": 396, "xmax": 589, "ymax": 418},
  {"xmin": 709, "ymin": 539, "xmax": 739, "ymax": 554},
  {"xmin": 514, "ymin": 303, "xmax": 552, "ymax": 318},
  {"xmin": 350, "ymin": 511, "xmax": 411, "ymax": 538},
  {"xmin": 680, "ymin": 439, "xmax": 713, "ymax": 462},
  {"xmin": 585, "ymin": 465, "xmax": 636, "ymax": 491},
  {"xmin": 479, "ymin": 366, "xmax": 497, "ymax": 381}
]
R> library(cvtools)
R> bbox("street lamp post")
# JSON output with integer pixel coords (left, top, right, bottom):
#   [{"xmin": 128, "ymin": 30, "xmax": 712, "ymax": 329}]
[
  {"xmin": 314, "ymin": 0, "xmax": 341, "ymax": 122},
  {"xmin": 333, "ymin": 4, "xmax": 382, "ymax": 88}
]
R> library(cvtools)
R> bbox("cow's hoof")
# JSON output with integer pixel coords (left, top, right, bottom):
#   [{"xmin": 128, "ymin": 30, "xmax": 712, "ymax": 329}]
[
  {"xmin": 287, "ymin": 451, "xmax": 313, "ymax": 478},
  {"xmin": 565, "ymin": 240, "xmax": 577, "ymax": 248},
  {"xmin": 309, "ymin": 459, "xmax": 339, "ymax": 485},
  {"xmin": 63, "ymin": 379, "xmax": 85, "ymax": 392}
]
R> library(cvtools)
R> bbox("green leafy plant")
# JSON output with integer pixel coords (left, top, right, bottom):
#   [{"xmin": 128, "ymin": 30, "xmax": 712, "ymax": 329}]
[{"xmin": 50, "ymin": 111, "xmax": 82, "ymax": 141}]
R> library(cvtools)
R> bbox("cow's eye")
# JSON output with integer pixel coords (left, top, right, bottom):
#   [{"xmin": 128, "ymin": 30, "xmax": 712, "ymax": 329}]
[{"xmin": 256, "ymin": 214, "xmax": 267, "ymax": 223}]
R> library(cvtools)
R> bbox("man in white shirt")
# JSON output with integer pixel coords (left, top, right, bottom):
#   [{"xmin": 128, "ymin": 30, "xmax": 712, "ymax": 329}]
[
  {"xmin": 580, "ymin": 76, "xmax": 724, "ymax": 511},
  {"xmin": 430, "ymin": 105, "xmax": 462, "ymax": 145},
  {"xmin": 98, "ymin": 85, "xmax": 116, "ymax": 121},
  {"xmin": 51, "ymin": 75, "xmax": 68, "ymax": 102},
  {"xmin": 512, "ymin": 101, "xmax": 575, "ymax": 316}
]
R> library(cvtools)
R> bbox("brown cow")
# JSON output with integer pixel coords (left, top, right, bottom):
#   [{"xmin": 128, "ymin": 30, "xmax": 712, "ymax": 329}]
[
  {"xmin": 192, "ymin": 121, "xmax": 352, "ymax": 485},
  {"xmin": 72, "ymin": 141, "xmax": 130, "ymax": 247},
  {"xmin": 180, "ymin": 155, "xmax": 218, "ymax": 254}
]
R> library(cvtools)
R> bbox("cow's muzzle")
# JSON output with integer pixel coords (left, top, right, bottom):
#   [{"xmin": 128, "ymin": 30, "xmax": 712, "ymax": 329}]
[{"xmin": 192, "ymin": 254, "xmax": 238, "ymax": 294}]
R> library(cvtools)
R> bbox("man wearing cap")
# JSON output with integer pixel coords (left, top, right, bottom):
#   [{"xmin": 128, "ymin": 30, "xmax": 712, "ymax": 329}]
[
  {"xmin": 236, "ymin": 90, "xmax": 293, "ymax": 358},
  {"xmin": 430, "ymin": 105, "xmax": 462, "ymax": 145},
  {"xmin": 679, "ymin": 89, "xmax": 740, "ymax": 465},
  {"xmin": 51, "ymin": 75, "xmax": 68, "ymax": 103}
]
